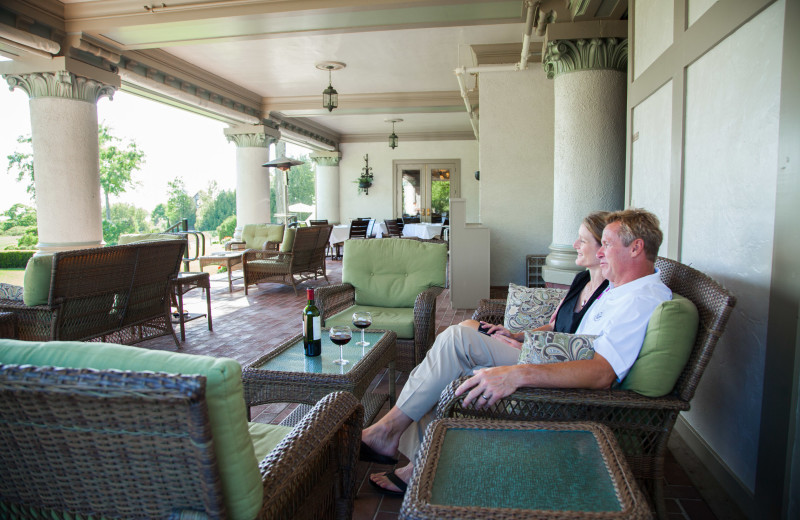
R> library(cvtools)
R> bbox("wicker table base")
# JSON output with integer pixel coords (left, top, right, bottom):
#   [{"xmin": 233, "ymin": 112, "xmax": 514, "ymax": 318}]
[
  {"xmin": 401, "ymin": 419, "xmax": 651, "ymax": 519},
  {"xmin": 198, "ymin": 252, "xmax": 243, "ymax": 292},
  {"xmin": 242, "ymin": 330, "xmax": 397, "ymax": 427}
]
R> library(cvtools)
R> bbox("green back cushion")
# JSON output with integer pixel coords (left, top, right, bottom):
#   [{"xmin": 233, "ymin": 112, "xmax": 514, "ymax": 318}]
[
  {"xmin": 252, "ymin": 225, "xmax": 284, "ymax": 248},
  {"xmin": 342, "ymin": 238, "xmax": 447, "ymax": 307},
  {"xmin": 22, "ymin": 254, "xmax": 53, "ymax": 306},
  {"xmin": 279, "ymin": 226, "xmax": 297, "ymax": 252},
  {"xmin": 621, "ymin": 293, "xmax": 700, "ymax": 397},
  {"xmin": 241, "ymin": 224, "xmax": 258, "ymax": 244},
  {"xmin": 0, "ymin": 339, "xmax": 263, "ymax": 520},
  {"xmin": 118, "ymin": 233, "xmax": 180, "ymax": 245}
]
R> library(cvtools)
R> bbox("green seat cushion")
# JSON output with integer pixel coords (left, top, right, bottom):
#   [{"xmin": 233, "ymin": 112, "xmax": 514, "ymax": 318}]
[
  {"xmin": 326, "ymin": 304, "xmax": 415, "ymax": 339},
  {"xmin": 280, "ymin": 226, "xmax": 297, "ymax": 252},
  {"xmin": 342, "ymin": 238, "xmax": 447, "ymax": 308},
  {"xmin": 118, "ymin": 233, "xmax": 181, "ymax": 244},
  {"xmin": 249, "ymin": 422, "xmax": 293, "ymax": 462},
  {"xmin": 621, "ymin": 293, "xmax": 699, "ymax": 397},
  {"xmin": 247, "ymin": 258, "xmax": 290, "ymax": 271},
  {"xmin": 22, "ymin": 254, "xmax": 53, "ymax": 306},
  {"xmin": 0, "ymin": 339, "xmax": 263, "ymax": 520}
]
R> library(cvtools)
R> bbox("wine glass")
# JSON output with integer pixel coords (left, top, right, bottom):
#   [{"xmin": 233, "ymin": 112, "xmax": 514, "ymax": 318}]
[
  {"xmin": 329, "ymin": 326, "xmax": 352, "ymax": 366},
  {"xmin": 352, "ymin": 311, "xmax": 372, "ymax": 347}
]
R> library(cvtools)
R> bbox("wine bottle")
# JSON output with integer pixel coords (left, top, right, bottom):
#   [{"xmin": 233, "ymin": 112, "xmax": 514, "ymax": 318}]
[{"xmin": 303, "ymin": 288, "xmax": 321, "ymax": 356}]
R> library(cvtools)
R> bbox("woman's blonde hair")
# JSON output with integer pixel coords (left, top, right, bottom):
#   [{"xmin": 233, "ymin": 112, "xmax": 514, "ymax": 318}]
[{"xmin": 582, "ymin": 211, "xmax": 610, "ymax": 244}]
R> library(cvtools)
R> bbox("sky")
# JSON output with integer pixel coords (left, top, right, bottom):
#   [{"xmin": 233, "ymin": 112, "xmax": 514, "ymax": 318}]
[{"xmin": 0, "ymin": 83, "xmax": 309, "ymax": 214}]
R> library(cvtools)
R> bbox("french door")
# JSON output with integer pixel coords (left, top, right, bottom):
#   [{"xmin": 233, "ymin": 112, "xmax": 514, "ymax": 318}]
[{"xmin": 393, "ymin": 160, "xmax": 460, "ymax": 222}]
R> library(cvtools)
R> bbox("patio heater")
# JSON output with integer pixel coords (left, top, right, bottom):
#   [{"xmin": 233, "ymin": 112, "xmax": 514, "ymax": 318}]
[{"xmin": 263, "ymin": 155, "xmax": 305, "ymax": 225}]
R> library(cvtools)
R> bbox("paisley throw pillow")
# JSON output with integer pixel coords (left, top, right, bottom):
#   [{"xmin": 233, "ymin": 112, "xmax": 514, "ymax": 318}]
[
  {"xmin": 503, "ymin": 284, "xmax": 566, "ymax": 333},
  {"xmin": 518, "ymin": 330, "xmax": 597, "ymax": 365},
  {"xmin": 0, "ymin": 283, "xmax": 23, "ymax": 300}
]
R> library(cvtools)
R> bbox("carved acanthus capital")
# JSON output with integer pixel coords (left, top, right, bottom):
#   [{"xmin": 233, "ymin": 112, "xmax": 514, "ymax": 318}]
[
  {"xmin": 543, "ymin": 37, "xmax": 628, "ymax": 79},
  {"xmin": 310, "ymin": 152, "xmax": 341, "ymax": 167},
  {"xmin": 225, "ymin": 132, "xmax": 273, "ymax": 148},
  {"xmin": 4, "ymin": 71, "xmax": 115, "ymax": 103}
]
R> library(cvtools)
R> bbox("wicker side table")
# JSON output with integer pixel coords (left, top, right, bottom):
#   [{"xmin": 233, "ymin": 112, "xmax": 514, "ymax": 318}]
[
  {"xmin": 170, "ymin": 272, "xmax": 212, "ymax": 342},
  {"xmin": 401, "ymin": 419, "xmax": 651, "ymax": 519}
]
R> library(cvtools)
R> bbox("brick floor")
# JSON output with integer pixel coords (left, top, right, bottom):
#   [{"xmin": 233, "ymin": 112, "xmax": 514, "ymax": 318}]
[{"xmin": 140, "ymin": 258, "xmax": 716, "ymax": 520}]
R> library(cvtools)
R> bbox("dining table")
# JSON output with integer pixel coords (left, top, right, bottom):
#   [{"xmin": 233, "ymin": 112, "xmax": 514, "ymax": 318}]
[{"xmin": 402, "ymin": 223, "xmax": 444, "ymax": 240}]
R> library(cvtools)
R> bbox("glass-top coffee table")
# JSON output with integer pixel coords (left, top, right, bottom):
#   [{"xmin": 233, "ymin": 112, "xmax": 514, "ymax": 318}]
[
  {"xmin": 401, "ymin": 419, "xmax": 651, "ymax": 519},
  {"xmin": 198, "ymin": 251, "xmax": 243, "ymax": 292},
  {"xmin": 242, "ymin": 329, "xmax": 397, "ymax": 427}
]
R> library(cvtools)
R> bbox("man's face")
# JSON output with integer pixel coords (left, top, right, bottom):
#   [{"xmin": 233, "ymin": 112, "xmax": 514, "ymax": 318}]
[{"xmin": 597, "ymin": 221, "xmax": 632, "ymax": 285}]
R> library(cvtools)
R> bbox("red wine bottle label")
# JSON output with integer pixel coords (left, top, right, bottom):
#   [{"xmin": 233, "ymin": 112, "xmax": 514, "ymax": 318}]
[{"xmin": 311, "ymin": 316, "xmax": 321, "ymax": 340}]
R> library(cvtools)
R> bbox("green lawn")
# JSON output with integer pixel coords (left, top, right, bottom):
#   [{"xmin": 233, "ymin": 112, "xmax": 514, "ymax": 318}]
[{"xmin": 0, "ymin": 269, "xmax": 25, "ymax": 286}]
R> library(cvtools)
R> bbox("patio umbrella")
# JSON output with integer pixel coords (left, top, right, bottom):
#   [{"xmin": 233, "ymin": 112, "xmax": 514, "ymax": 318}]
[{"xmin": 288, "ymin": 203, "xmax": 315, "ymax": 213}]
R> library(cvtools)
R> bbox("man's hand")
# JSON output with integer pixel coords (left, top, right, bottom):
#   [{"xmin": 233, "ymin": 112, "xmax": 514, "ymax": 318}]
[{"xmin": 455, "ymin": 365, "xmax": 522, "ymax": 409}]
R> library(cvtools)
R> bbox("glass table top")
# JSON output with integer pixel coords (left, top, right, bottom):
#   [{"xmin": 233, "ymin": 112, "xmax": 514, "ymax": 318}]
[{"xmin": 253, "ymin": 331, "xmax": 386, "ymax": 375}]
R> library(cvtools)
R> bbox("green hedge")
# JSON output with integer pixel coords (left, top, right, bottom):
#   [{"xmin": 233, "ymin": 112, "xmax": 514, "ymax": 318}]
[{"xmin": 0, "ymin": 250, "xmax": 35, "ymax": 268}]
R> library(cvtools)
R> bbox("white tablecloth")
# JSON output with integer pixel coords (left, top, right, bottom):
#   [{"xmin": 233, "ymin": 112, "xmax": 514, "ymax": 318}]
[
  {"xmin": 373, "ymin": 221, "xmax": 389, "ymax": 238},
  {"xmin": 402, "ymin": 223, "xmax": 444, "ymax": 240},
  {"xmin": 329, "ymin": 225, "xmax": 351, "ymax": 245}
]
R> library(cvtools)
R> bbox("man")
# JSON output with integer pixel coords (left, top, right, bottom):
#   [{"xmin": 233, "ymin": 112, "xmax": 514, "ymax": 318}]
[{"xmin": 363, "ymin": 208, "xmax": 672, "ymax": 495}]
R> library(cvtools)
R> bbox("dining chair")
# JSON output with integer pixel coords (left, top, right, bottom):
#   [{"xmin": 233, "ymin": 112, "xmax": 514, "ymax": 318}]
[
  {"xmin": 348, "ymin": 219, "xmax": 370, "ymax": 239},
  {"xmin": 309, "ymin": 219, "xmax": 329, "ymax": 226},
  {"xmin": 384, "ymin": 219, "xmax": 403, "ymax": 237}
]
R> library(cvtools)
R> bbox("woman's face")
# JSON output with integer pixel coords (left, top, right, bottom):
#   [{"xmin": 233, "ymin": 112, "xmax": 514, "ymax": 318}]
[{"xmin": 573, "ymin": 224, "xmax": 601, "ymax": 268}]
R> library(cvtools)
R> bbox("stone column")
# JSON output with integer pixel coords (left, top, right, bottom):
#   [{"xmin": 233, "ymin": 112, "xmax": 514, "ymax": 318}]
[
  {"xmin": 224, "ymin": 124, "xmax": 278, "ymax": 239},
  {"xmin": 541, "ymin": 37, "xmax": 628, "ymax": 285},
  {"xmin": 310, "ymin": 152, "xmax": 342, "ymax": 223},
  {"xmin": 4, "ymin": 71, "xmax": 116, "ymax": 253}
]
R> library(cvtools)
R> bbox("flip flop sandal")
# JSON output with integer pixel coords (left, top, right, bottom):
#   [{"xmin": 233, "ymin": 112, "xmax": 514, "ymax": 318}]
[{"xmin": 368, "ymin": 470, "xmax": 407, "ymax": 497}]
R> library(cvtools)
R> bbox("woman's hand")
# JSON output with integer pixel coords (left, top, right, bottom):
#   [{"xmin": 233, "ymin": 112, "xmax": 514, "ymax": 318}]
[{"xmin": 490, "ymin": 334, "xmax": 523, "ymax": 350}]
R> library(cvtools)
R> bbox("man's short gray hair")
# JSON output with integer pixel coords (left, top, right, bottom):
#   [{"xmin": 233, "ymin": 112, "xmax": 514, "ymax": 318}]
[{"xmin": 606, "ymin": 208, "xmax": 663, "ymax": 262}]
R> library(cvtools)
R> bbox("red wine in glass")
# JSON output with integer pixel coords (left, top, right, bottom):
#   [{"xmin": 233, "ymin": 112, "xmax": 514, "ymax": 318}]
[
  {"xmin": 352, "ymin": 311, "xmax": 372, "ymax": 347},
  {"xmin": 330, "ymin": 326, "xmax": 352, "ymax": 366}
]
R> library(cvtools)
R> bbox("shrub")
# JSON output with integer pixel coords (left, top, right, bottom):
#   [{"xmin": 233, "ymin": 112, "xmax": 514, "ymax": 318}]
[
  {"xmin": 0, "ymin": 250, "xmax": 35, "ymax": 268},
  {"xmin": 217, "ymin": 215, "xmax": 237, "ymax": 242}
]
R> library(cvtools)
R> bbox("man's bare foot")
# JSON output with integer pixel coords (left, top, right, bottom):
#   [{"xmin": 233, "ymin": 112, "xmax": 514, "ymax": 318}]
[{"xmin": 369, "ymin": 463, "xmax": 413, "ymax": 494}]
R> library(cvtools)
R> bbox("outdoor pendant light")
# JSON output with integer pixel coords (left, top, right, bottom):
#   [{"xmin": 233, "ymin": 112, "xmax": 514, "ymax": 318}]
[
  {"xmin": 386, "ymin": 118, "xmax": 403, "ymax": 149},
  {"xmin": 316, "ymin": 61, "xmax": 345, "ymax": 112}
]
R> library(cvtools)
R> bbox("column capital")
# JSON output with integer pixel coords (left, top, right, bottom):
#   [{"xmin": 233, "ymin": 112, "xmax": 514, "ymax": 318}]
[
  {"xmin": 224, "ymin": 124, "xmax": 280, "ymax": 148},
  {"xmin": 310, "ymin": 151, "xmax": 342, "ymax": 166},
  {"xmin": 543, "ymin": 37, "xmax": 628, "ymax": 80},
  {"xmin": 4, "ymin": 70, "xmax": 116, "ymax": 103}
]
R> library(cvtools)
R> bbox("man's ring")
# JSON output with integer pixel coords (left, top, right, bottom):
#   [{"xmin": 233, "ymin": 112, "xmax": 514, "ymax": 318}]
[{"xmin": 482, "ymin": 394, "xmax": 490, "ymax": 400}]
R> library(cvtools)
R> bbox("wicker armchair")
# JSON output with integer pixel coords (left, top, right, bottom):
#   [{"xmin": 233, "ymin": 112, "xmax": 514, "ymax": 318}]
[
  {"xmin": 0, "ymin": 342, "xmax": 363, "ymax": 520},
  {"xmin": 315, "ymin": 238, "xmax": 447, "ymax": 373},
  {"xmin": 242, "ymin": 225, "xmax": 332, "ymax": 295},
  {"xmin": 435, "ymin": 257, "xmax": 736, "ymax": 519}
]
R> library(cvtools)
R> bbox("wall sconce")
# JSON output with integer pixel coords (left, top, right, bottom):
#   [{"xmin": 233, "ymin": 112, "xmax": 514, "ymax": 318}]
[
  {"xmin": 386, "ymin": 118, "xmax": 402, "ymax": 149},
  {"xmin": 316, "ymin": 61, "xmax": 345, "ymax": 112}
]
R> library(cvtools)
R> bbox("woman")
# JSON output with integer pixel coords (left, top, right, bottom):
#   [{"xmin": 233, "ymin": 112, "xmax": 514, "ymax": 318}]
[
  {"xmin": 368, "ymin": 211, "xmax": 610, "ymax": 496},
  {"xmin": 463, "ymin": 210, "xmax": 609, "ymax": 346}
]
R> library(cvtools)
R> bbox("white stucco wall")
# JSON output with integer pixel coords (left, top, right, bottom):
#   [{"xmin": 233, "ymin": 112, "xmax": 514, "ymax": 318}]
[
  {"xmin": 688, "ymin": 0, "xmax": 719, "ymax": 25},
  {"xmin": 680, "ymin": 2, "xmax": 782, "ymax": 491},
  {"xmin": 479, "ymin": 68, "xmax": 554, "ymax": 286},
  {"xmin": 337, "ymin": 140, "xmax": 478, "ymax": 224},
  {"xmin": 634, "ymin": 0, "xmax": 674, "ymax": 79},
  {"xmin": 630, "ymin": 81, "xmax": 672, "ymax": 256}
]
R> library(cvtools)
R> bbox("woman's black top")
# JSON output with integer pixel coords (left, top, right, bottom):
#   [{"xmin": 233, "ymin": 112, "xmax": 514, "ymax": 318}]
[{"xmin": 553, "ymin": 270, "xmax": 609, "ymax": 333}]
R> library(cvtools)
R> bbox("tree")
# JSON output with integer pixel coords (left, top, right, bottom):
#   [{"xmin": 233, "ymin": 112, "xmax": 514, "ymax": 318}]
[
  {"xmin": 5, "ymin": 135, "xmax": 35, "ymax": 199},
  {"xmin": 3, "ymin": 203, "xmax": 37, "ymax": 228},
  {"xmin": 196, "ymin": 181, "xmax": 236, "ymax": 231},
  {"xmin": 151, "ymin": 203, "xmax": 168, "ymax": 229},
  {"xmin": 98, "ymin": 124, "xmax": 144, "ymax": 220},
  {"xmin": 166, "ymin": 178, "xmax": 197, "ymax": 230}
]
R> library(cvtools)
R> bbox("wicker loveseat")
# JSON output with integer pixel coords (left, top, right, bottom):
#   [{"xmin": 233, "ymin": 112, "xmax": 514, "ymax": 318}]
[
  {"xmin": 316, "ymin": 238, "xmax": 448, "ymax": 373},
  {"xmin": 0, "ymin": 339, "xmax": 363, "ymax": 519},
  {"xmin": 226, "ymin": 223, "xmax": 285, "ymax": 252},
  {"xmin": 435, "ymin": 257, "xmax": 736, "ymax": 519},
  {"xmin": 0, "ymin": 240, "xmax": 186, "ymax": 346}
]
